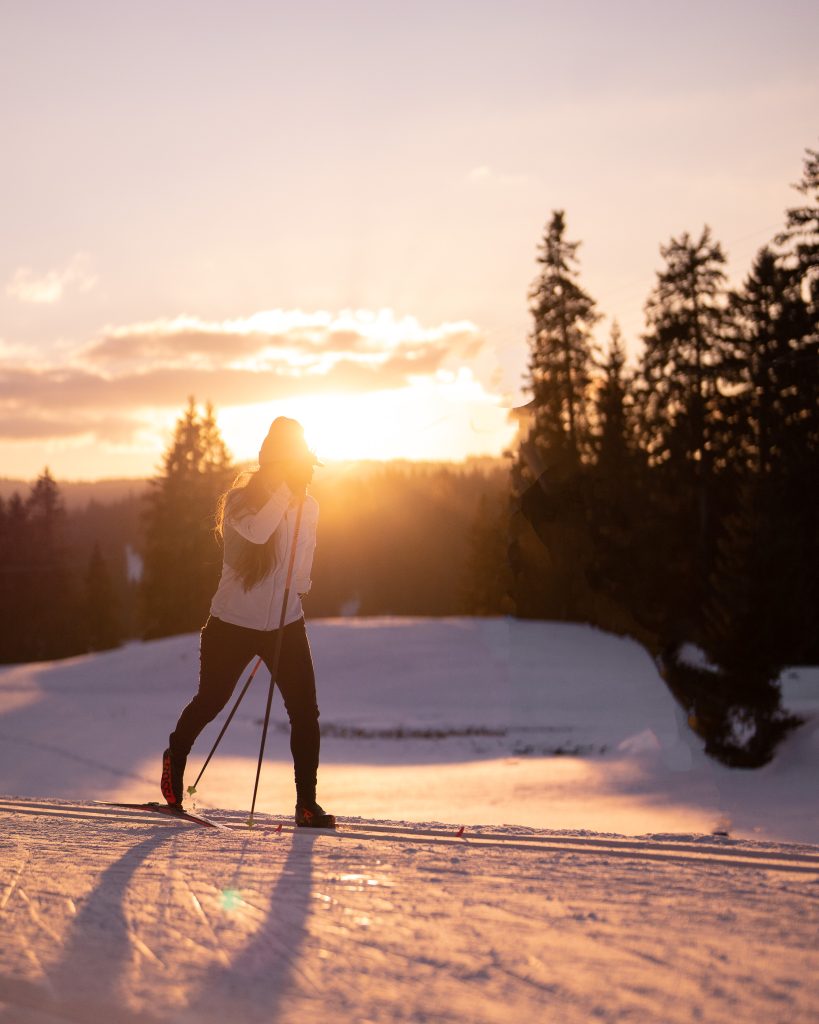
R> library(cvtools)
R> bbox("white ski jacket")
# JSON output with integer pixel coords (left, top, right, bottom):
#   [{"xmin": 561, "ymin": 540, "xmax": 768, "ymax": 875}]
[{"xmin": 209, "ymin": 482, "xmax": 319, "ymax": 631}]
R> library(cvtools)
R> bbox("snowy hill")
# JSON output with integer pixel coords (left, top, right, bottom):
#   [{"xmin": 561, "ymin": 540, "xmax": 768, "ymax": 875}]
[
  {"xmin": 1, "ymin": 617, "xmax": 817, "ymax": 842},
  {"xmin": 1, "ymin": 618, "xmax": 818, "ymax": 1022}
]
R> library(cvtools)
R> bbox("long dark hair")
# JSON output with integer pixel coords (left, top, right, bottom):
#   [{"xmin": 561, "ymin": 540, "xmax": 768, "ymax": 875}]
[{"xmin": 215, "ymin": 469, "xmax": 279, "ymax": 591}]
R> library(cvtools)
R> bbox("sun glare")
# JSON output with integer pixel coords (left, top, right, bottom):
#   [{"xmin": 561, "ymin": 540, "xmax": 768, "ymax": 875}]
[{"xmin": 218, "ymin": 376, "xmax": 515, "ymax": 465}]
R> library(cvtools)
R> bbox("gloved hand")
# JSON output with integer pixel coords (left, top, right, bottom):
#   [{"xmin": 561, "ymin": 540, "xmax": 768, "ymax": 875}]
[
  {"xmin": 258, "ymin": 463, "xmax": 286, "ymax": 495},
  {"xmin": 284, "ymin": 455, "xmax": 314, "ymax": 497}
]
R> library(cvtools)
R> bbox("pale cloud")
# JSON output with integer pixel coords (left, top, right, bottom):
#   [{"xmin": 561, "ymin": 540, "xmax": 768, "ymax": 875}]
[
  {"xmin": 5, "ymin": 252, "xmax": 98, "ymax": 304},
  {"xmin": 0, "ymin": 308, "xmax": 491, "ymax": 448},
  {"xmin": 81, "ymin": 309, "xmax": 483, "ymax": 376}
]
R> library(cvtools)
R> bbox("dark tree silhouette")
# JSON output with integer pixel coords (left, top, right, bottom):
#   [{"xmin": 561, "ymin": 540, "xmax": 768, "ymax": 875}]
[
  {"xmin": 0, "ymin": 471, "xmax": 79, "ymax": 662},
  {"xmin": 776, "ymin": 144, "xmax": 819, "ymax": 310},
  {"xmin": 522, "ymin": 209, "xmax": 600, "ymax": 472},
  {"xmin": 635, "ymin": 227, "xmax": 732, "ymax": 620},
  {"xmin": 141, "ymin": 399, "xmax": 234, "ymax": 639},
  {"xmin": 509, "ymin": 211, "xmax": 601, "ymax": 620}
]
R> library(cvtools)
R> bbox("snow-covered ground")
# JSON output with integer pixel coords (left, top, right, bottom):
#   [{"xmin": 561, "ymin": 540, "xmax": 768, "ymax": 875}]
[{"xmin": 1, "ymin": 618, "xmax": 817, "ymax": 1022}]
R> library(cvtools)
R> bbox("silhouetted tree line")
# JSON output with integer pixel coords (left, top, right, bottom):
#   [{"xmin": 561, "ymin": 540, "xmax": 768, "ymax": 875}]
[
  {"xmin": 0, "ymin": 470, "xmax": 130, "ymax": 661},
  {"xmin": 137, "ymin": 399, "xmax": 507, "ymax": 635},
  {"xmin": 501, "ymin": 146, "xmax": 818, "ymax": 766},
  {"xmin": 0, "ymin": 404, "xmax": 506, "ymax": 661}
]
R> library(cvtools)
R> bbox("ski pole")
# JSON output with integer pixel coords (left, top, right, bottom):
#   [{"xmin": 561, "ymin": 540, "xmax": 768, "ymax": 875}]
[
  {"xmin": 186, "ymin": 656, "xmax": 264, "ymax": 798},
  {"xmin": 247, "ymin": 496, "xmax": 306, "ymax": 828}
]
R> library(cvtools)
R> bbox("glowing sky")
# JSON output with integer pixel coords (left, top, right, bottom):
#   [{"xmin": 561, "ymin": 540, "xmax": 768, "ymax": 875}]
[{"xmin": 1, "ymin": 1, "xmax": 816, "ymax": 478}]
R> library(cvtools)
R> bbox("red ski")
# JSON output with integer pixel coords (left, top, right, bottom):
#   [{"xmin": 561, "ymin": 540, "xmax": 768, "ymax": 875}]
[{"xmin": 96, "ymin": 801, "xmax": 230, "ymax": 831}]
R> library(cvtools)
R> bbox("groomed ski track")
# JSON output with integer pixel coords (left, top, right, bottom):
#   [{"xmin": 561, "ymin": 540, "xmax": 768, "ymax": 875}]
[
  {"xmin": 1, "ymin": 797, "xmax": 818, "ymax": 1024},
  {"xmin": 1, "ymin": 797, "xmax": 817, "ymax": 874}
]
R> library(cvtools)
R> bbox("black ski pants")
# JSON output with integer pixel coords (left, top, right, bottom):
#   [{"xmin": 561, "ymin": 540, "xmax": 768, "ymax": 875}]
[{"xmin": 170, "ymin": 615, "xmax": 320, "ymax": 801}]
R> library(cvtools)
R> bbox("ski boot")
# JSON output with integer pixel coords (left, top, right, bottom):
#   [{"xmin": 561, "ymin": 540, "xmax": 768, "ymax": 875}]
[
  {"xmin": 161, "ymin": 745, "xmax": 187, "ymax": 808},
  {"xmin": 295, "ymin": 800, "xmax": 336, "ymax": 829}
]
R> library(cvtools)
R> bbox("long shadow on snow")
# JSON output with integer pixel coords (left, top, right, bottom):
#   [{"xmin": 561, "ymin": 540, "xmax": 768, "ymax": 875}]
[
  {"xmin": 181, "ymin": 829, "xmax": 316, "ymax": 1024},
  {"xmin": 0, "ymin": 829, "xmax": 174, "ymax": 1024}
]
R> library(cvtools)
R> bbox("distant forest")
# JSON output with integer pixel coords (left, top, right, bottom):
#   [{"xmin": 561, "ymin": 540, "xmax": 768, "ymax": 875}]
[{"xmin": 0, "ymin": 444, "xmax": 506, "ymax": 659}]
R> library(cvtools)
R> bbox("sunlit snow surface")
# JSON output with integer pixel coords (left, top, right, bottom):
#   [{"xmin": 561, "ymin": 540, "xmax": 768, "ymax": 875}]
[{"xmin": 0, "ymin": 618, "xmax": 817, "ymax": 1022}]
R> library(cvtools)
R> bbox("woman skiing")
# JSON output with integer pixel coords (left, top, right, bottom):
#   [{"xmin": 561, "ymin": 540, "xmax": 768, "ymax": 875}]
[{"xmin": 160, "ymin": 416, "xmax": 334, "ymax": 828}]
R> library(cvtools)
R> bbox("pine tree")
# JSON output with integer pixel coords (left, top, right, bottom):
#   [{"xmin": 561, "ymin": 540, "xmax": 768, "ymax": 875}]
[
  {"xmin": 522, "ymin": 210, "xmax": 600, "ymax": 472},
  {"xmin": 28, "ymin": 470, "xmax": 79, "ymax": 659},
  {"xmin": 509, "ymin": 211, "xmax": 601, "ymax": 620},
  {"xmin": 636, "ymin": 227, "xmax": 732, "ymax": 620},
  {"xmin": 639, "ymin": 226, "xmax": 730, "ymax": 469},
  {"xmin": 577, "ymin": 321, "xmax": 658, "ymax": 641},
  {"xmin": 0, "ymin": 471, "xmax": 81, "ymax": 661},
  {"xmin": 141, "ymin": 398, "xmax": 234, "ymax": 639},
  {"xmin": 777, "ymin": 144, "xmax": 819, "ymax": 310},
  {"xmin": 594, "ymin": 321, "xmax": 633, "ymax": 471},
  {"xmin": 695, "ymin": 151, "xmax": 819, "ymax": 760},
  {"xmin": 775, "ymin": 147, "xmax": 819, "ymax": 661},
  {"xmin": 704, "ymin": 245, "xmax": 816, "ymax": 671},
  {"xmin": 725, "ymin": 246, "xmax": 814, "ymax": 475},
  {"xmin": 774, "ymin": 146, "xmax": 819, "ymax": 466}
]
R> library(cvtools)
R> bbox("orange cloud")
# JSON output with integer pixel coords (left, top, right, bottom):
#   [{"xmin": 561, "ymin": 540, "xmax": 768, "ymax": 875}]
[
  {"xmin": 0, "ymin": 309, "xmax": 489, "ymax": 446},
  {"xmin": 81, "ymin": 310, "xmax": 483, "ymax": 373}
]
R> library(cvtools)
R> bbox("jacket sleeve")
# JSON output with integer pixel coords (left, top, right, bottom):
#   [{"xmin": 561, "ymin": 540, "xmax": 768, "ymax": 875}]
[
  {"xmin": 226, "ymin": 483, "xmax": 293, "ymax": 545},
  {"xmin": 293, "ymin": 497, "xmax": 319, "ymax": 596}
]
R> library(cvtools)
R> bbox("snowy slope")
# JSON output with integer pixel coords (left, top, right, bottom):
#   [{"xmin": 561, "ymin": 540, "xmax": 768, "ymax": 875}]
[
  {"xmin": 1, "ymin": 618, "xmax": 818, "ymax": 1023},
  {"xmin": 0, "ymin": 617, "xmax": 816, "ymax": 842}
]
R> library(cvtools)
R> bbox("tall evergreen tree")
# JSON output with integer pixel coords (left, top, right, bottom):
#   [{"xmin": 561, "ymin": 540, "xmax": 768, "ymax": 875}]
[
  {"xmin": 724, "ymin": 246, "xmax": 814, "ymax": 475},
  {"xmin": 777, "ymin": 145, "xmax": 819, "ymax": 311},
  {"xmin": 25, "ymin": 470, "xmax": 78, "ymax": 660},
  {"xmin": 578, "ymin": 321, "xmax": 658, "ymax": 642},
  {"xmin": 0, "ymin": 471, "xmax": 79, "ymax": 662},
  {"xmin": 141, "ymin": 399, "xmax": 233, "ymax": 639},
  {"xmin": 510, "ymin": 211, "xmax": 600, "ymax": 620},
  {"xmin": 594, "ymin": 321, "xmax": 633, "ymax": 471},
  {"xmin": 774, "ymin": 146, "xmax": 819, "ymax": 463},
  {"xmin": 636, "ymin": 226, "xmax": 732, "ymax": 621},
  {"xmin": 703, "ymin": 150, "xmax": 818, "ymax": 669},
  {"xmin": 703, "ymin": 245, "xmax": 816, "ymax": 670},
  {"xmin": 639, "ymin": 226, "xmax": 730, "ymax": 469},
  {"xmin": 521, "ymin": 210, "xmax": 600, "ymax": 472}
]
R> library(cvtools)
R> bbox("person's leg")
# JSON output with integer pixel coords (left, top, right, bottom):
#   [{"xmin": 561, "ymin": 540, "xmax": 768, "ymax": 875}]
[
  {"xmin": 170, "ymin": 617, "xmax": 257, "ymax": 758},
  {"xmin": 261, "ymin": 617, "xmax": 321, "ymax": 805}
]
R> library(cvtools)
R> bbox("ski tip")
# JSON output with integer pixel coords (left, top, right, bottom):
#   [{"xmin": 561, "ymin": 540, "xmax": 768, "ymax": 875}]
[
  {"xmin": 275, "ymin": 823, "xmax": 283, "ymax": 833},
  {"xmin": 456, "ymin": 825, "xmax": 465, "ymax": 838}
]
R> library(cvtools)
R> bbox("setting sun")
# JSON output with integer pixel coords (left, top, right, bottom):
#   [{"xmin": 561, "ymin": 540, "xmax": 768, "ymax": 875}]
[{"xmin": 217, "ymin": 372, "xmax": 516, "ymax": 465}]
